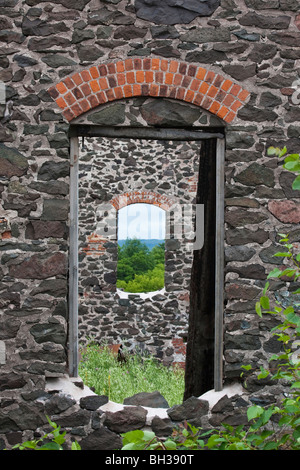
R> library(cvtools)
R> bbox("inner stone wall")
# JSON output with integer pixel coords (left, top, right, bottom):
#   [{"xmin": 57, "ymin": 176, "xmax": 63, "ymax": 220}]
[
  {"xmin": 78, "ymin": 135, "xmax": 199, "ymax": 365},
  {"xmin": 0, "ymin": 0, "xmax": 300, "ymax": 450}
]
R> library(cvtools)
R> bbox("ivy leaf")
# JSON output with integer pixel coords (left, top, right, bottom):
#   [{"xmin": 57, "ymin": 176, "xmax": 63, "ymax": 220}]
[
  {"xmin": 206, "ymin": 434, "xmax": 226, "ymax": 449},
  {"xmin": 255, "ymin": 301, "xmax": 262, "ymax": 317},
  {"xmin": 261, "ymin": 407, "xmax": 274, "ymax": 425},
  {"xmin": 121, "ymin": 430, "xmax": 145, "ymax": 446},
  {"xmin": 278, "ymin": 232, "xmax": 288, "ymax": 238},
  {"xmin": 279, "ymin": 146, "xmax": 287, "ymax": 158},
  {"xmin": 164, "ymin": 440, "xmax": 177, "ymax": 450},
  {"xmin": 247, "ymin": 405, "xmax": 264, "ymax": 421},
  {"xmin": 283, "ymin": 160, "xmax": 300, "ymax": 172},
  {"xmin": 257, "ymin": 368, "xmax": 269, "ymax": 380},
  {"xmin": 122, "ymin": 442, "xmax": 138, "ymax": 450},
  {"xmin": 241, "ymin": 364, "xmax": 252, "ymax": 371},
  {"xmin": 53, "ymin": 433, "xmax": 66, "ymax": 445},
  {"xmin": 260, "ymin": 296, "xmax": 270, "ymax": 310},
  {"xmin": 263, "ymin": 441, "xmax": 278, "ymax": 450},
  {"xmin": 291, "ymin": 381, "xmax": 300, "ymax": 389},
  {"xmin": 15, "ymin": 440, "xmax": 38, "ymax": 450},
  {"xmin": 267, "ymin": 146, "xmax": 280, "ymax": 156},
  {"xmin": 283, "ymin": 153, "xmax": 299, "ymax": 163},
  {"xmin": 38, "ymin": 442, "xmax": 62, "ymax": 450},
  {"xmin": 273, "ymin": 252, "xmax": 291, "ymax": 258},
  {"xmin": 292, "ymin": 175, "xmax": 300, "ymax": 191},
  {"xmin": 280, "ymin": 268, "xmax": 296, "ymax": 277},
  {"xmin": 71, "ymin": 441, "xmax": 81, "ymax": 450},
  {"xmin": 283, "ymin": 306, "xmax": 296, "ymax": 315},
  {"xmin": 262, "ymin": 281, "xmax": 270, "ymax": 295},
  {"xmin": 267, "ymin": 267, "xmax": 282, "ymax": 279},
  {"xmin": 141, "ymin": 430, "xmax": 156, "ymax": 442}
]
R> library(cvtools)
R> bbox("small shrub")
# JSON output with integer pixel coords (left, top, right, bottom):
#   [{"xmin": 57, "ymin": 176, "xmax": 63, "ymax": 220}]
[{"xmin": 11, "ymin": 416, "xmax": 81, "ymax": 450}]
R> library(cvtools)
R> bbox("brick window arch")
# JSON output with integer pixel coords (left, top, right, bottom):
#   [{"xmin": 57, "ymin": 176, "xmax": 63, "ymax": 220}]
[
  {"xmin": 48, "ymin": 57, "xmax": 250, "ymax": 124},
  {"xmin": 115, "ymin": 194, "xmax": 168, "ymax": 295},
  {"xmin": 79, "ymin": 191, "xmax": 173, "ymax": 257},
  {"xmin": 110, "ymin": 190, "xmax": 175, "ymax": 212}
]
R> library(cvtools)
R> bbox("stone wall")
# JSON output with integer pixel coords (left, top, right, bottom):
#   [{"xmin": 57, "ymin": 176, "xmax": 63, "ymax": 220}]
[
  {"xmin": 0, "ymin": 0, "xmax": 300, "ymax": 449},
  {"xmin": 26, "ymin": 376, "xmax": 284, "ymax": 451},
  {"xmin": 78, "ymin": 136, "xmax": 199, "ymax": 364}
]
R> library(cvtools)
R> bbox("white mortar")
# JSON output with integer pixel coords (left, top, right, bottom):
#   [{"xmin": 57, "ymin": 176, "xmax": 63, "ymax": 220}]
[{"xmin": 45, "ymin": 375, "xmax": 244, "ymax": 425}]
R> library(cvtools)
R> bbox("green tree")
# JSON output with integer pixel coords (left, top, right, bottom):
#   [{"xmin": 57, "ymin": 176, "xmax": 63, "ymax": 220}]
[
  {"xmin": 116, "ymin": 238, "xmax": 165, "ymax": 292},
  {"xmin": 149, "ymin": 243, "xmax": 165, "ymax": 265},
  {"xmin": 130, "ymin": 251, "xmax": 155, "ymax": 275},
  {"xmin": 116, "ymin": 259, "xmax": 135, "ymax": 283},
  {"xmin": 119, "ymin": 238, "xmax": 149, "ymax": 258},
  {"xmin": 118, "ymin": 264, "xmax": 164, "ymax": 293}
]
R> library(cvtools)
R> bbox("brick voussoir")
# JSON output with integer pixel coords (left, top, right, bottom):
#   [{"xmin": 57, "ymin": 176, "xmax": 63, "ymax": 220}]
[
  {"xmin": 49, "ymin": 58, "xmax": 250, "ymax": 123},
  {"xmin": 111, "ymin": 190, "xmax": 175, "ymax": 211}
]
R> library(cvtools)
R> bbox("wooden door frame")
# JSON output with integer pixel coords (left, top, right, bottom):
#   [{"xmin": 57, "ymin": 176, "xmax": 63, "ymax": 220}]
[{"xmin": 68, "ymin": 126, "xmax": 225, "ymax": 392}]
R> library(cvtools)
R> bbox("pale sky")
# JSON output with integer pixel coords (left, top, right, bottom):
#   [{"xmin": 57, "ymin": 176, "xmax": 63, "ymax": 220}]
[{"xmin": 118, "ymin": 203, "xmax": 165, "ymax": 240}]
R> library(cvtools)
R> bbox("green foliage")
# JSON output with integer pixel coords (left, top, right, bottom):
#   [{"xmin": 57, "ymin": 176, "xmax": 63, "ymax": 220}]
[
  {"xmin": 120, "ymin": 397, "xmax": 298, "ymax": 450},
  {"xmin": 121, "ymin": 147, "xmax": 300, "ymax": 451},
  {"xmin": 117, "ymin": 264, "xmax": 164, "ymax": 293},
  {"xmin": 11, "ymin": 416, "xmax": 81, "ymax": 450},
  {"xmin": 268, "ymin": 146, "xmax": 300, "ymax": 191},
  {"xmin": 121, "ymin": 423, "xmax": 206, "ymax": 451},
  {"xmin": 121, "ymin": 410, "xmax": 294, "ymax": 450},
  {"xmin": 121, "ymin": 430, "xmax": 177, "ymax": 450},
  {"xmin": 207, "ymin": 148, "xmax": 300, "ymax": 450},
  {"xmin": 117, "ymin": 238, "xmax": 165, "ymax": 292},
  {"xmin": 252, "ymin": 230, "xmax": 300, "ymax": 450},
  {"xmin": 79, "ymin": 343, "xmax": 184, "ymax": 407}
]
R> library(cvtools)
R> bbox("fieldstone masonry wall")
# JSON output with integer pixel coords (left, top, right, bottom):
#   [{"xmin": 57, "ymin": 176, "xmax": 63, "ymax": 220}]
[
  {"xmin": 78, "ymin": 136, "xmax": 199, "ymax": 364},
  {"xmin": 0, "ymin": 0, "xmax": 300, "ymax": 450}
]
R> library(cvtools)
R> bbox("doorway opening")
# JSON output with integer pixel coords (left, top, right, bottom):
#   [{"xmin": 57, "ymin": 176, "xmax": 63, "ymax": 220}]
[{"xmin": 69, "ymin": 126, "xmax": 224, "ymax": 395}]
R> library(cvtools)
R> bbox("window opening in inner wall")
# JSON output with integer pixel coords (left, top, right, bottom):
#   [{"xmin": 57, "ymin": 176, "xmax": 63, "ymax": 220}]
[{"xmin": 116, "ymin": 203, "xmax": 166, "ymax": 296}]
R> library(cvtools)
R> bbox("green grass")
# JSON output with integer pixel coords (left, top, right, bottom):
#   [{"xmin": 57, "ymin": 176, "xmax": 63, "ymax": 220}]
[{"xmin": 78, "ymin": 343, "xmax": 185, "ymax": 407}]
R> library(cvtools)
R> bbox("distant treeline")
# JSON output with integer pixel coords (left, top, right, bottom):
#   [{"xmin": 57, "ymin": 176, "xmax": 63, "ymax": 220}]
[
  {"xmin": 116, "ymin": 238, "xmax": 165, "ymax": 293},
  {"xmin": 118, "ymin": 238, "xmax": 164, "ymax": 251}
]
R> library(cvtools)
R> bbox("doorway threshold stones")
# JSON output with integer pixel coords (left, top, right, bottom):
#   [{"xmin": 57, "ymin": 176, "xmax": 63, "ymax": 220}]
[{"xmin": 45, "ymin": 376, "xmax": 250, "ymax": 449}]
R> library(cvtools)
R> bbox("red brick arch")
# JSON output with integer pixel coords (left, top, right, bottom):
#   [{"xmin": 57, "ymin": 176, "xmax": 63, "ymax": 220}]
[
  {"xmin": 110, "ymin": 190, "xmax": 175, "ymax": 211},
  {"xmin": 48, "ymin": 57, "xmax": 250, "ymax": 124}
]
